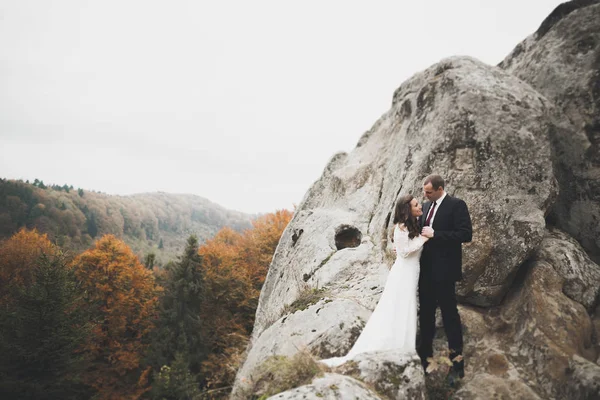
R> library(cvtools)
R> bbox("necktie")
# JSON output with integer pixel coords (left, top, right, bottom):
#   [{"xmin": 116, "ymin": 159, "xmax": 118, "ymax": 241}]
[{"xmin": 425, "ymin": 201, "xmax": 437, "ymax": 226}]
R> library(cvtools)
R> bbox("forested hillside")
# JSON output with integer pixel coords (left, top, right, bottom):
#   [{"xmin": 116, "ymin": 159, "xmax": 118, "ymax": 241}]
[
  {"xmin": 0, "ymin": 209, "xmax": 293, "ymax": 399},
  {"xmin": 0, "ymin": 178, "xmax": 253, "ymax": 266}
]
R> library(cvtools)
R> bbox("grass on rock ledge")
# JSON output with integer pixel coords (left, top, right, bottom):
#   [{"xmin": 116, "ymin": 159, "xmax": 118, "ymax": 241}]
[
  {"xmin": 281, "ymin": 287, "xmax": 330, "ymax": 316},
  {"xmin": 247, "ymin": 350, "xmax": 325, "ymax": 399}
]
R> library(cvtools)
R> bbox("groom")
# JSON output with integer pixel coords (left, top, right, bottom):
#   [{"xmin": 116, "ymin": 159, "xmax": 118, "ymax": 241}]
[{"xmin": 418, "ymin": 174, "xmax": 472, "ymax": 384}]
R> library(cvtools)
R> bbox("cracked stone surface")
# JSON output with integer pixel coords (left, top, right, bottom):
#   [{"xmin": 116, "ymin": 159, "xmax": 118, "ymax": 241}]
[
  {"xmin": 500, "ymin": 0, "xmax": 600, "ymax": 264},
  {"xmin": 231, "ymin": 2, "xmax": 600, "ymax": 398}
]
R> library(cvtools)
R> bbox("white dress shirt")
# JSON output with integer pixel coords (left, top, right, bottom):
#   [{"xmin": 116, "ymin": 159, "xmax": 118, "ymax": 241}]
[{"xmin": 427, "ymin": 191, "xmax": 447, "ymax": 227}]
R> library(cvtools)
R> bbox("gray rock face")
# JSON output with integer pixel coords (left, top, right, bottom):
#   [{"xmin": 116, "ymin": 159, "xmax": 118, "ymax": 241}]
[
  {"xmin": 332, "ymin": 351, "xmax": 426, "ymax": 400},
  {"xmin": 231, "ymin": 4, "xmax": 600, "ymax": 398},
  {"xmin": 253, "ymin": 56, "xmax": 560, "ymax": 343},
  {"xmin": 500, "ymin": 0, "xmax": 600, "ymax": 264},
  {"xmin": 388, "ymin": 57, "xmax": 560, "ymax": 306},
  {"xmin": 447, "ymin": 234, "xmax": 599, "ymax": 400},
  {"xmin": 532, "ymin": 228, "xmax": 600, "ymax": 312},
  {"xmin": 564, "ymin": 355, "xmax": 600, "ymax": 400},
  {"xmin": 594, "ymin": 304, "xmax": 600, "ymax": 364},
  {"xmin": 493, "ymin": 261, "xmax": 596, "ymax": 397},
  {"xmin": 234, "ymin": 298, "xmax": 372, "ymax": 395},
  {"xmin": 454, "ymin": 374, "xmax": 543, "ymax": 400},
  {"xmin": 232, "ymin": 56, "xmax": 562, "ymax": 398},
  {"xmin": 266, "ymin": 373, "xmax": 381, "ymax": 400},
  {"xmin": 266, "ymin": 351, "xmax": 426, "ymax": 400}
]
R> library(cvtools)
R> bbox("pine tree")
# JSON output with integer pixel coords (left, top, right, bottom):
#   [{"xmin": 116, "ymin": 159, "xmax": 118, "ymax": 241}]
[
  {"xmin": 145, "ymin": 252, "xmax": 156, "ymax": 270},
  {"xmin": 85, "ymin": 212, "xmax": 98, "ymax": 238},
  {"xmin": 0, "ymin": 253, "xmax": 92, "ymax": 400},
  {"xmin": 149, "ymin": 353, "xmax": 201, "ymax": 400},
  {"xmin": 148, "ymin": 235, "xmax": 206, "ymax": 390}
]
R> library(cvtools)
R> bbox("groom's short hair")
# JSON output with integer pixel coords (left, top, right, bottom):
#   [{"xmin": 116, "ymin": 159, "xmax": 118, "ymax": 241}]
[{"xmin": 424, "ymin": 174, "xmax": 445, "ymax": 190}]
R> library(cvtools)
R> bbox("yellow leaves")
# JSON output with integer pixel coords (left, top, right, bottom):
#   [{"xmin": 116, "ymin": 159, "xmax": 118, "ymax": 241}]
[
  {"xmin": 0, "ymin": 228, "xmax": 58, "ymax": 303},
  {"xmin": 426, "ymin": 353, "xmax": 463, "ymax": 374},
  {"xmin": 72, "ymin": 234, "xmax": 161, "ymax": 399},
  {"xmin": 198, "ymin": 209, "xmax": 292, "ymax": 391},
  {"xmin": 0, "ymin": 212, "xmax": 293, "ymax": 398}
]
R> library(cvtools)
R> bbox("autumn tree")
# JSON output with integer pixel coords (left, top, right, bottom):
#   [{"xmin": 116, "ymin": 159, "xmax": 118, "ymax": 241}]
[
  {"xmin": 198, "ymin": 210, "xmax": 293, "ymax": 393},
  {"xmin": 0, "ymin": 229, "xmax": 91, "ymax": 399},
  {"xmin": 239, "ymin": 210, "xmax": 294, "ymax": 290},
  {"xmin": 147, "ymin": 235, "xmax": 207, "ymax": 395},
  {"xmin": 0, "ymin": 228, "xmax": 57, "ymax": 304},
  {"xmin": 73, "ymin": 235, "xmax": 161, "ymax": 400}
]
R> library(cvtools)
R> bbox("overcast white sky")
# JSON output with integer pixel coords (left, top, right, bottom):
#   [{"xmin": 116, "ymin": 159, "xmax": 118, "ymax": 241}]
[{"xmin": 0, "ymin": 0, "xmax": 563, "ymax": 214}]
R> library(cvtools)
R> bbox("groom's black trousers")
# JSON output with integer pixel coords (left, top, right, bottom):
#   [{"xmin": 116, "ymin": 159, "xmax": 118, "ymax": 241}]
[{"xmin": 417, "ymin": 274, "xmax": 463, "ymax": 368}]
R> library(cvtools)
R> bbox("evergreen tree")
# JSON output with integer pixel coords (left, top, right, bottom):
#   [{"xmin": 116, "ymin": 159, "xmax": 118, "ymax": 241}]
[
  {"xmin": 148, "ymin": 235, "xmax": 206, "ymax": 389},
  {"xmin": 86, "ymin": 212, "xmax": 98, "ymax": 238},
  {"xmin": 0, "ymin": 253, "xmax": 92, "ymax": 400},
  {"xmin": 145, "ymin": 252, "xmax": 156, "ymax": 270},
  {"xmin": 149, "ymin": 353, "xmax": 201, "ymax": 400}
]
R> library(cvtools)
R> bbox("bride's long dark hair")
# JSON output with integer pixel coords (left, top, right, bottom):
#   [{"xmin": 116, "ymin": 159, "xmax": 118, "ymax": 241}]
[{"xmin": 392, "ymin": 194, "xmax": 420, "ymax": 239}]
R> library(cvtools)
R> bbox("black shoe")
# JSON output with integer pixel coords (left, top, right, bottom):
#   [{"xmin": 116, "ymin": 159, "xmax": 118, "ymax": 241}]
[
  {"xmin": 420, "ymin": 358, "xmax": 430, "ymax": 376},
  {"xmin": 446, "ymin": 368, "xmax": 464, "ymax": 387}
]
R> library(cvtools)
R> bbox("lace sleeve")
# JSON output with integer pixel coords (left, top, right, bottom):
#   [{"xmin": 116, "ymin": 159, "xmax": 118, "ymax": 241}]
[{"xmin": 394, "ymin": 225, "xmax": 427, "ymax": 258}]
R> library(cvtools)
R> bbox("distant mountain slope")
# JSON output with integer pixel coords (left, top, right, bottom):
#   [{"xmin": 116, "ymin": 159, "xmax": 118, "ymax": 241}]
[{"xmin": 0, "ymin": 178, "xmax": 253, "ymax": 266}]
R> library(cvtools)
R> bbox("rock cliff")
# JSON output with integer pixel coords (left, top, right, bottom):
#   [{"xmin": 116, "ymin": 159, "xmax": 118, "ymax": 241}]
[{"xmin": 233, "ymin": 1, "xmax": 600, "ymax": 398}]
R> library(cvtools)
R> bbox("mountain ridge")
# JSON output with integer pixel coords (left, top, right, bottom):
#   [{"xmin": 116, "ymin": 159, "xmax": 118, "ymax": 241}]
[{"xmin": 0, "ymin": 177, "xmax": 254, "ymax": 266}]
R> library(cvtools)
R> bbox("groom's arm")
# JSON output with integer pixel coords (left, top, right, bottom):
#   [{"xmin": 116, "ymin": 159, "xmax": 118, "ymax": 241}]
[{"xmin": 424, "ymin": 199, "xmax": 472, "ymax": 243}]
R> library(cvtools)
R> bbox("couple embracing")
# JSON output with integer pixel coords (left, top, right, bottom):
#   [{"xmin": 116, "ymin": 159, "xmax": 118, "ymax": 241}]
[{"xmin": 322, "ymin": 174, "xmax": 472, "ymax": 385}]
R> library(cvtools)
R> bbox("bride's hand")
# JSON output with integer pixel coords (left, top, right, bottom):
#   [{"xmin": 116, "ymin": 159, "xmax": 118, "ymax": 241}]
[{"xmin": 421, "ymin": 226, "xmax": 434, "ymax": 238}]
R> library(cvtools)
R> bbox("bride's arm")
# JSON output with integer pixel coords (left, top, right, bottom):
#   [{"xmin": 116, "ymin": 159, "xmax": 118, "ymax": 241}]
[{"xmin": 395, "ymin": 228, "xmax": 429, "ymax": 258}]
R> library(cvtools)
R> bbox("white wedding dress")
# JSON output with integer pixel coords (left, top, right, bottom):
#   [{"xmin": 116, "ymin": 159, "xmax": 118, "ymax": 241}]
[{"xmin": 321, "ymin": 223, "xmax": 426, "ymax": 367}]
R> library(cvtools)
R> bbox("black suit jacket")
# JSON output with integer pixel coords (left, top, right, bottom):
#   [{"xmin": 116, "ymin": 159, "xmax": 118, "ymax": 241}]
[{"xmin": 419, "ymin": 195, "xmax": 472, "ymax": 282}]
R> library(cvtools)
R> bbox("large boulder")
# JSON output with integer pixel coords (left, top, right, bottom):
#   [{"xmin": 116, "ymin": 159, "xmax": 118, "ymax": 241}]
[
  {"xmin": 454, "ymin": 374, "xmax": 543, "ymax": 400},
  {"xmin": 500, "ymin": 0, "xmax": 600, "ymax": 263},
  {"xmin": 532, "ymin": 227, "xmax": 600, "ymax": 312},
  {"xmin": 266, "ymin": 373, "xmax": 381, "ymax": 400},
  {"xmin": 252, "ymin": 55, "xmax": 560, "ymax": 342},
  {"xmin": 332, "ymin": 351, "xmax": 426, "ymax": 400},
  {"xmin": 594, "ymin": 304, "xmax": 600, "ymax": 363},
  {"xmin": 235, "ymin": 298, "xmax": 372, "ymax": 391},
  {"xmin": 232, "ymin": 56, "xmax": 563, "ymax": 398},
  {"xmin": 265, "ymin": 351, "xmax": 426, "ymax": 400},
  {"xmin": 232, "ymin": 4, "xmax": 600, "ymax": 397},
  {"xmin": 564, "ymin": 355, "xmax": 600, "ymax": 400},
  {"xmin": 449, "ymin": 228, "xmax": 599, "ymax": 399}
]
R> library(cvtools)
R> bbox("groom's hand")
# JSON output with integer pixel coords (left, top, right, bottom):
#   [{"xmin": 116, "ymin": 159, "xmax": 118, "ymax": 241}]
[{"xmin": 422, "ymin": 226, "xmax": 434, "ymax": 238}]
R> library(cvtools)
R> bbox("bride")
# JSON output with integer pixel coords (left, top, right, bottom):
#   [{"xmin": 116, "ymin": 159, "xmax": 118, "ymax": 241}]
[{"xmin": 321, "ymin": 194, "xmax": 428, "ymax": 367}]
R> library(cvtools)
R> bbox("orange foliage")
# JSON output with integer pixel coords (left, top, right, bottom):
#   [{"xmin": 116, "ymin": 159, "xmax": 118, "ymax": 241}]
[
  {"xmin": 198, "ymin": 209, "xmax": 293, "ymax": 392},
  {"xmin": 0, "ymin": 228, "xmax": 57, "ymax": 303},
  {"xmin": 73, "ymin": 235, "xmax": 161, "ymax": 400},
  {"xmin": 239, "ymin": 210, "xmax": 294, "ymax": 288}
]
